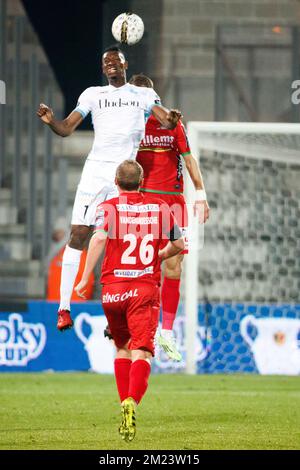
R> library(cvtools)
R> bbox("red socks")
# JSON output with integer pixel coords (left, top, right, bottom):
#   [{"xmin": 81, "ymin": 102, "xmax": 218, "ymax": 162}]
[
  {"xmin": 128, "ymin": 360, "xmax": 151, "ymax": 404},
  {"xmin": 114, "ymin": 358, "xmax": 132, "ymax": 403},
  {"xmin": 114, "ymin": 358, "xmax": 151, "ymax": 405},
  {"xmin": 161, "ymin": 277, "xmax": 180, "ymax": 330}
]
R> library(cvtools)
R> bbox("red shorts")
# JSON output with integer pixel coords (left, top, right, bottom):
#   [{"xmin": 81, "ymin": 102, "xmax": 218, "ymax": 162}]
[
  {"xmin": 101, "ymin": 281, "xmax": 160, "ymax": 356},
  {"xmin": 158, "ymin": 193, "xmax": 189, "ymax": 254}
]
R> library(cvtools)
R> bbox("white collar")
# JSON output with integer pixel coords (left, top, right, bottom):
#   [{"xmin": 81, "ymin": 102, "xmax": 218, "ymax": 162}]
[{"xmin": 107, "ymin": 83, "xmax": 129, "ymax": 92}]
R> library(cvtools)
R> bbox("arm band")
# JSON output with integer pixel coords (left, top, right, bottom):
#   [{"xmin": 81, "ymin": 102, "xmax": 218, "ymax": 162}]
[
  {"xmin": 196, "ymin": 189, "xmax": 207, "ymax": 201},
  {"xmin": 167, "ymin": 224, "xmax": 182, "ymax": 241}
]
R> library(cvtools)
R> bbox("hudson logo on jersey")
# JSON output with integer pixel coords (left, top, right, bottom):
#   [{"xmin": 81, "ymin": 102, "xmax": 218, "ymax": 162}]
[{"xmin": 98, "ymin": 98, "xmax": 140, "ymax": 109}]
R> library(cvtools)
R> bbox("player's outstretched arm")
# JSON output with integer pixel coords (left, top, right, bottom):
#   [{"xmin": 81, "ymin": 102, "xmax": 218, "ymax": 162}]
[
  {"xmin": 75, "ymin": 231, "xmax": 107, "ymax": 298},
  {"xmin": 184, "ymin": 153, "xmax": 210, "ymax": 224},
  {"xmin": 151, "ymin": 105, "xmax": 182, "ymax": 130},
  {"xmin": 159, "ymin": 237, "xmax": 184, "ymax": 261},
  {"xmin": 36, "ymin": 104, "xmax": 83, "ymax": 137}
]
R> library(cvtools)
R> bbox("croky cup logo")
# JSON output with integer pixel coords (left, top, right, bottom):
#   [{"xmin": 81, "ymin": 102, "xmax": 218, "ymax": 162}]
[{"xmin": 0, "ymin": 314, "xmax": 46, "ymax": 366}]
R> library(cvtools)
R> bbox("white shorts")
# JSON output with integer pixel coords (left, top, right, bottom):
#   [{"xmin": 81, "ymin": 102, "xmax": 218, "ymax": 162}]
[{"xmin": 71, "ymin": 160, "xmax": 119, "ymax": 226}]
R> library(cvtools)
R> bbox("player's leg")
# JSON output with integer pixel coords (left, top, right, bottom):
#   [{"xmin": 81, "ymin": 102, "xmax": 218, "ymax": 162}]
[
  {"xmin": 58, "ymin": 225, "xmax": 91, "ymax": 303},
  {"xmin": 58, "ymin": 174, "xmax": 110, "ymax": 330},
  {"xmin": 102, "ymin": 284, "xmax": 132, "ymax": 401},
  {"xmin": 122, "ymin": 282, "xmax": 160, "ymax": 441},
  {"xmin": 126, "ymin": 348, "xmax": 152, "ymax": 407},
  {"xmin": 159, "ymin": 194, "xmax": 188, "ymax": 359},
  {"xmin": 57, "ymin": 224, "xmax": 92, "ymax": 331},
  {"xmin": 121, "ymin": 348, "xmax": 152, "ymax": 442},
  {"xmin": 158, "ymin": 253, "xmax": 184, "ymax": 360},
  {"xmin": 102, "ymin": 283, "xmax": 133, "ymax": 440},
  {"xmin": 114, "ymin": 343, "xmax": 132, "ymax": 440}
]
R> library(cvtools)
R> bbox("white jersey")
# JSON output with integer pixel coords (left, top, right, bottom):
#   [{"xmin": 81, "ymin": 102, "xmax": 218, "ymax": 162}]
[{"xmin": 74, "ymin": 83, "xmax": 161, "ymax": 164}]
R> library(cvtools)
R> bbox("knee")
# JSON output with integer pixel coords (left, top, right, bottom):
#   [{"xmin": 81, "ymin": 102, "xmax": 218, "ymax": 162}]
[
  {"xmin": 116, "ymin": 348, "xmax": 131, "ymax": 359},
  {"xmin": 131, "ymin": 349, "xmax": 151, "ymax": 363},
  {"xmin": 69, "ymin": 226, "xmax": 90, "ymax": 250}
]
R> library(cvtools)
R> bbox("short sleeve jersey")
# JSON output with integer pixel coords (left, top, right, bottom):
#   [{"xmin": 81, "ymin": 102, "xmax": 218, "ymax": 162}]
[
  {"xmin": 75, "ymin": 84, "xmax": 161, "ymax": 164},
  {"xmin": 136, "ymin": 115, "xmax": 191, "ymax": 194},
  {"xmin": 94, "ymin": 192, "xmax": 179, "ymax": 285}
]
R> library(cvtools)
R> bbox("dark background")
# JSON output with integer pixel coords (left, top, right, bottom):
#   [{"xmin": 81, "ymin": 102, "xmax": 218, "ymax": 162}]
[{"xmin": 22, "ymin": 0, "xmax": 134, "ymax": 128}]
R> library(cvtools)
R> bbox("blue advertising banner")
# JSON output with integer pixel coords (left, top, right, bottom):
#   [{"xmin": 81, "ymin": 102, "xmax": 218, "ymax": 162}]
[
  {"xmin": 0, "ymin": 302, "xmax": 114, "ymax": 373},
  {"xmin": 153, "ymin": 303, "xmax": 300, "ymax": 375},
  {"xmin": 0, "ymin": 302, "xmax": 299, "ymax": 374}
]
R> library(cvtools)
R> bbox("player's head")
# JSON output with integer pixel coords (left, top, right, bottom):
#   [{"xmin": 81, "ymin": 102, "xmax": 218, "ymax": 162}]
[
  {"xmin": 102, "ymin": 45, "xmax": 128, "ymax": 83},
  {"xmin": 115, "ymin": 160, "xmax": 144, "ymax": 191},
  {"xmin": 129, "ymin": 74, "xmax": 153, "ymax": 89}
]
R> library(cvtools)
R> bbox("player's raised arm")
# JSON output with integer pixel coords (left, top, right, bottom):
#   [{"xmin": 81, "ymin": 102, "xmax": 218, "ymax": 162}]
[
  {"xmin": 184, "ymin": 153, "xmax": 210, "ymax": 224},
  {"xmin": 159, "ymin": 209, "xmax": 185, "ymax": 260},
  {"xmin": 36, "ymin": 104, "xmax": 83, "ymax": 137},
  {"xmin": 128, "ymin": 73, "xmax": 182, "ymax": 130},
  {"xmin": 159, "ymin": 237, "xmax": 184, "ymax": 261},
  {"xmin": 174, "ymin": 120, "xmax": 210, "ymax": 224},
  {"xmin": 151, "ymin": 106, "xmax": 182, "ymax": 130}
]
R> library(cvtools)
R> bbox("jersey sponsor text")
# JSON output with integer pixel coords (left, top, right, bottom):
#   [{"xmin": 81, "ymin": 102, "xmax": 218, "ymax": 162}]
[
  {"xmin": 102, "ymin": 288, "xmax": 139, "ymax": 303},
  {"xmin": 116, "ymin": 204, "xmax": 160, "ymax": 213},
  {"xmin": 120, "ymin": 216, "xmax": 158, "ymax": 225},
  {"xmin": 114, "ymin": 266, "xmax": 154, "ymax": 278}
]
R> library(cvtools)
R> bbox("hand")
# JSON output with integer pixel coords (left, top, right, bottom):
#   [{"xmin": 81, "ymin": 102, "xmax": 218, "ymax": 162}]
[
  {"xmin": 166, "ymin": 109, "xmax": 182, "ymax": 129},
  {"xmin": 74, "ymin": 279, "xmax": 88, "ymax": 299},
  {"xmin": 194, "ymin": 200, "xmax": 210, "ymax": 224},
  {"xmin": 36, "ymin": 103, "xmax": 54, "ymax": 124},
  {"xmin": 158, "ymin": 249, "xmax": 164, "ymax": 260}
]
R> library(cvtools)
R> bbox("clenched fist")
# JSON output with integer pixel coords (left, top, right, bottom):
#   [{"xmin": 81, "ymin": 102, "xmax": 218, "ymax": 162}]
[
  {"xmin": 166, "ymin": 109, "xmax": 182, "ymax": 128},
  {"xmin": 36, "ymin": 103, "xmax": 54, "ymax": 124}
]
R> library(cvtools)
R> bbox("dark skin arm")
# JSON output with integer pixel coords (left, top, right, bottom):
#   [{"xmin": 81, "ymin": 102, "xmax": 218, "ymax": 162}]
[
  {"xmin": 36, "ymin": 103, "xmax": 83, "ymax": 137},
  {"xmin": 152, "ymin": 105, "xmax": 182, "ymax": 130},
  {"xmin": 37, "ymin": 102, "xmax": 182, "ymax": 134}
]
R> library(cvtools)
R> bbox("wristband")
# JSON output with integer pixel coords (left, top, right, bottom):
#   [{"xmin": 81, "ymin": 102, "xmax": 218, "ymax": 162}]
[{"xmin": 195, "ymin": 189, "xmax": 207, "ymax": 201}]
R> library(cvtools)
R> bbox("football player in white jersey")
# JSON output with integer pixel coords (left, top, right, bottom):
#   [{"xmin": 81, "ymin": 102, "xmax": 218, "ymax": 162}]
[{"xmin": 37, "ymin": 46, "xmax": 181, "ymax": 331}]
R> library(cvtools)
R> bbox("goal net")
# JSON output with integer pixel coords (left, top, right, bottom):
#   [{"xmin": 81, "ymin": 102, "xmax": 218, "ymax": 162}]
[{"xmin": 182, "ymin": 122, "xmax": 300, "ymax": 374}]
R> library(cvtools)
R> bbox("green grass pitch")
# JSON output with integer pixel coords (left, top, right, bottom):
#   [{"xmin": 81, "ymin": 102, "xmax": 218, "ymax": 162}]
[{"xmin": 0, "ymin": 373, "xmax": 299, "ymax": 450}]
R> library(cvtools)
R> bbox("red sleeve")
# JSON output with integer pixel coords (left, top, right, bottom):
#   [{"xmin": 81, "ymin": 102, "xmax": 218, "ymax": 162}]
[
  {"xmin": 94, "ymin": 202, "xmax": 111, "ymax": 234},
  {"xmin": 175, "ymin": 121, "xmax": 191, "ymax": 157}
]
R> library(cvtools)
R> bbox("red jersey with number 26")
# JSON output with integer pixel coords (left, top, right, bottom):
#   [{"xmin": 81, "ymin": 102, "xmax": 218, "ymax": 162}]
[
  {"xmin": 136, "ymin": 116, "xmax": 191, "ymax": 194},
  {"xmin": 94, "ymin": 192, "xmax": 178, "ymax": 285}
]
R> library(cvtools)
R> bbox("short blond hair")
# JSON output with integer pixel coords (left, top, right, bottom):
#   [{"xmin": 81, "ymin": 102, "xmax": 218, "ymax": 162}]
[{"xmin": 116, "ymin": 160, "xmax": 144, "ymax": 190}]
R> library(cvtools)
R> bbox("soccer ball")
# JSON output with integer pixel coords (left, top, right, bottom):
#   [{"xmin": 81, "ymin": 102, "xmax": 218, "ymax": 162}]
[{"xmin": 112, "ymin": 13, "xmax": 144, "ymax": 46}]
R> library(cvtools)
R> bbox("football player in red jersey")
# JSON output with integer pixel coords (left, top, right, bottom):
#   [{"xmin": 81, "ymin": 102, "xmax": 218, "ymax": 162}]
[
  {"xmin": 129, "ymin": 74, "xmax": 210, "ymax": 361},
  {"xmin": 75, "ymin": 160, "xmax": 184, "ymax": 442}
]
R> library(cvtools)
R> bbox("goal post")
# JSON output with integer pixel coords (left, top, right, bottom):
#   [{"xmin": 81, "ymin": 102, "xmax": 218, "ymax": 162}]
[
  {"xmin": 184, "ymin": 123, "xmax": 200, "ymax": 375},
  {"xmin": 184, "ymin": 121, "xmax": 300, "ymax": 375}
]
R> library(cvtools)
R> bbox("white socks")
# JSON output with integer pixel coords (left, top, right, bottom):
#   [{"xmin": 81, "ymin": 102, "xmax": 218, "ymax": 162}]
[
  {"xmin": 59, "ymin": 245, "xmax": 82, "ymax": 311},
  {"xmin": 160, "ymin": 329, "xmax": 173, "ymax": 339}
]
